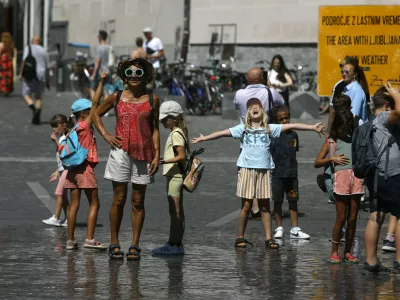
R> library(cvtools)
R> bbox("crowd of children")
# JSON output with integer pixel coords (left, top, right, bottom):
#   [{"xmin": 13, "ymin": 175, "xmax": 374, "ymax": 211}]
[{"xmin": 40, "ymin": 57, "xmax": 400, "ymax": 274}]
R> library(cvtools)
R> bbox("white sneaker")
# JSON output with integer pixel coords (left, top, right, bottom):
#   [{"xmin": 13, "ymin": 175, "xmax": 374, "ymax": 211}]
[
  {"xmin": 274, "ymin": 227, "xmax": 284, "ymax": 239},
  {"xmin": 42, "ymin": 215, "xmax": 62, "ymax": 227},
  {"xmin": 290, "ymin": 227, "xmax": 310, "ymax": 239},
  {"xmin": 60, "ymin": 219, "xmax": 68, "ymax": 227}
]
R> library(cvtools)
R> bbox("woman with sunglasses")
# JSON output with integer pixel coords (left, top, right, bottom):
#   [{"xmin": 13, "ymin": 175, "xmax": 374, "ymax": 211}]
[
  {"xmin": 328, "ymin": 56, "xmax": 369, "ymax": 131},
  {"xmin": 93, "ymin": 58, "xmax": 160, "ymax": 260}
]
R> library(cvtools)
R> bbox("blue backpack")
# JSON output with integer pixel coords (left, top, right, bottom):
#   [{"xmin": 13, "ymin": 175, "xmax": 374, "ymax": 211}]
[{"xmin": 59, "ymin": 123, "xmax": 88, "ymax": 170}]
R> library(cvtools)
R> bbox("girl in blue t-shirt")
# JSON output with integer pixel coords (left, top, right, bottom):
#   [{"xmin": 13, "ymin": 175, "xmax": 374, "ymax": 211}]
[{"xmin": 192, "ymin": 98, "xmax": 326, "ymax": 249}]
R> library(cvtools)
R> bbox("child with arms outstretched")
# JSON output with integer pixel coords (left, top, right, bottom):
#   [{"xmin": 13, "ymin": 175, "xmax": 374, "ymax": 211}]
[{"xmin": 192, "ymin": 98, "xmax": 326, "ymax": 248}]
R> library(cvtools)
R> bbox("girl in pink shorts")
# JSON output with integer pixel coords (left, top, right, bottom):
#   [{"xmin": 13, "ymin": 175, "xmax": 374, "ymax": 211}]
[
  {"xmin": 42, "ymin": 114, "xmax": 70, "ymax": 227},
  {"xmin": 315, "ymin": 109, "xmax": 363, "ymax": 264},
  {"xmin": 61, "ymin": 96, "xmax": 106, "ymax": 251}
]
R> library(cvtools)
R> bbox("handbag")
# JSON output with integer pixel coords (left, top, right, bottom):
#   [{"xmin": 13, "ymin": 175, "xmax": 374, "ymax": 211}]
[{"xmin": 172, "ymin": 131, "xmax": 205, "ymax": 193}]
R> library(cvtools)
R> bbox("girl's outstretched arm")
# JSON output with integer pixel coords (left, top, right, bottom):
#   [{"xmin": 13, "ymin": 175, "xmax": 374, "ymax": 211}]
[
  {"xmin": 282, "ymin": 122, "xmax": 326, "ymax": 137},
  {"xmin": 191, "ymin": 129, "xmax": 232, "ymax": 144}
]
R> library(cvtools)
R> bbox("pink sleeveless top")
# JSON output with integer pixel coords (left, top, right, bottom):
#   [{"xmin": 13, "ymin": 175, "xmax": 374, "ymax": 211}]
[{"xmin": 115, "ymin": 100, "xmax": 154, "ymax": 162}]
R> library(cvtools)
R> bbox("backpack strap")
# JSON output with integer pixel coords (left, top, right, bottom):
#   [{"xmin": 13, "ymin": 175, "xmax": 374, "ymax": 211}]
[
  {"xmin": 266, "ymin": 87, "xmax": 273, "ymax": 111},
  {"xmin": 171, "ymin": 130, "xmax": 189, "ymax": 175},
  {"xmin": 266, "ymin": 87, "xmax": 273, "ymax": 122},
  {"xmin": 28, "ymin": 45, "xmax": 32, "ymax": 56},
  {"xmin": 328, "ymin": 138, "xmax": 336, "ymax": 173},
  {"xmin": 148, "ymin": 91, "xmax": 154, "ymax": 110},
  {"xmin": 114, "ymin": 90, "xmax": 123, "ymax": 117}
]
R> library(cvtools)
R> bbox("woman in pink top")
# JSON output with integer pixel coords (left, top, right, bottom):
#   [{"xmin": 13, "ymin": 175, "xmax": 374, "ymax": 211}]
[{"xmin": 94, "ymin": 58, "xmax": 160, "ymax": 260}]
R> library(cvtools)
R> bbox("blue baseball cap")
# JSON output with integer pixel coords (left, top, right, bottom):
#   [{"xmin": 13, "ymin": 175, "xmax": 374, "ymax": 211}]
[{"xmin": 71, "ymin": 98, "xmax": 92, "ymax": 113}]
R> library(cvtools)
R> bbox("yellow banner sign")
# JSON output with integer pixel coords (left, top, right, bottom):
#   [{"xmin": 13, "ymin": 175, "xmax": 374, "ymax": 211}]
[{"xmin": 318, "ymin": 5, "xmax": 400, "ymax": 96}]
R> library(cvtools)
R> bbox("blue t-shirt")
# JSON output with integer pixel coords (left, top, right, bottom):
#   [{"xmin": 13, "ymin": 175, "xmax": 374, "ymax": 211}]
[{"xmin": 229, "ymin": 124, "xmax": 283, "ymax": 169}]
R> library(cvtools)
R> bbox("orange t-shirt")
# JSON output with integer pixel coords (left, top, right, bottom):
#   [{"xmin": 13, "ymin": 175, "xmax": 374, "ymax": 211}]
[{"xmin": 76, "ymin": 120, "xmax": 98, "ymax": 164}]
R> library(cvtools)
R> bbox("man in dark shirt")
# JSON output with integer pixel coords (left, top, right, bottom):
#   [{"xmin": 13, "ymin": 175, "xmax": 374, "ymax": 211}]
[{"xmin": 270, "ymin": 105, "xmax": 310, "ymax": 240}]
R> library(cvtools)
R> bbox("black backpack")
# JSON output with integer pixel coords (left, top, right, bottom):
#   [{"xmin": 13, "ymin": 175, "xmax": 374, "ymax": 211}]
[
  {"xmin": 352, "ymin": 118, "xmax": 395, "ymax": 198},
  {"xmin": 114, "ymin": 90, "xmax": 154, "ymax": 117},
  {"xmin": 22, "ymin": 45, "xmax": 38, "ymax": 81}
]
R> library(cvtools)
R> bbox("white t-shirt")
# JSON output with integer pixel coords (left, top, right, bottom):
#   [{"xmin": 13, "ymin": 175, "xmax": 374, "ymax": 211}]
[
  {"xmin": 143, "ymin": 37, "xmax": 163, "ymax": 69},
  {"xmin": 57, "ymin": 135, "xmax": 66, "ymax": 172},
  {"xmin": 23, "ymin": 44, "xmax": 49, "ymax": 81},
  {"xmin": 268, "ymin": 69, "xmax": 288, "ymax": 93}
]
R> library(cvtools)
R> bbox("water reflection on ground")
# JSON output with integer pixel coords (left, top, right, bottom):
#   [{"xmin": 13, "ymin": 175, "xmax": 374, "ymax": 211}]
[{"xmin": 1, "ymin": 227, "xmax": 400, "ymax": 299}]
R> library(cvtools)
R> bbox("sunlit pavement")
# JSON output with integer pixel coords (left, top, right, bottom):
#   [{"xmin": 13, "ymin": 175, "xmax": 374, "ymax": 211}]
[{"xmin": 1, "ymin": 89, "xmax": 399, "ymax": 299}]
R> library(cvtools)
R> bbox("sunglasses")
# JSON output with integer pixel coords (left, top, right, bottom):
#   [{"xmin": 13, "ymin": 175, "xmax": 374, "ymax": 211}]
[
  {"xmin": 125, "ymin": 68, "xmax": 144, "ymax": 77},
  {"xmin": 341, "ymin": 69, "xmax": 351, "ymax": 75}
]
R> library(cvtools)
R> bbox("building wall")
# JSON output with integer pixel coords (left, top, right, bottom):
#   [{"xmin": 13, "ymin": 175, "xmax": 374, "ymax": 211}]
[
  {"xmin": 188, "ymin": 0, "xmax": 399, "ymax": 72},
  {"xmin": 51, "ymin": 0, "xmax": 184, "ymax": 61},
  {"xmin": 191, "ymin": 0, "xmax": 398, "ymax": 44},
  {"xmin": 51, "ymin": 0, "xmax": 399, "ymax": 72}
]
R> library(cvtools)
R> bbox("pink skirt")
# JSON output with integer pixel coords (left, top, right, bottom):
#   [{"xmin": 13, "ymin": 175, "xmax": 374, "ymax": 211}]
[
  {"xmin": 55, "ymin": 170, "xmax": 68, "ymax": 195},
  {"xmin": 64, "ymin": 162, "xmax": 98, "ymax": 189}
]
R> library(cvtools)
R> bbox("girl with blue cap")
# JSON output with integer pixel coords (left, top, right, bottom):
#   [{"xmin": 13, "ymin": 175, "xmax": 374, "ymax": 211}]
[{"xmin": 62, "ymin": 73, "xmax": 109, "ymax": 250}]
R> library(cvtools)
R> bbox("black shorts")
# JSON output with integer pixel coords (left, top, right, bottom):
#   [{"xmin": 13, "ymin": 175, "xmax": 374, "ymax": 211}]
[
  {"xmin": 272, "ymin": 177, "xmax": 299, "ymax": 202},
  {"xmin": 369, "ymin": 174, "xmax": 400, "ymax": 217}
]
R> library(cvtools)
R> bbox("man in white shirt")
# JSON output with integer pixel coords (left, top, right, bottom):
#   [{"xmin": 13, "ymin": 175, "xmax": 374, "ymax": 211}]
[
  {"xmin": 20, "ymin": 36, "xmax": 50, "ymax": 125},
  {"xmin": 143, "ymin": 27, "xmax": 165, "ymax": 88}
]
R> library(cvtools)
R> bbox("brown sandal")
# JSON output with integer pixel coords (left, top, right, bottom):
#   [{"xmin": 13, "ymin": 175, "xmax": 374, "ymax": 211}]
[
  {"xmin": 235, "ymin": 238, "xmax": 254, "ymax": 248},
  {"xmin": 265, "ymin": 239, "xmax": 279, "ymax": 249}
]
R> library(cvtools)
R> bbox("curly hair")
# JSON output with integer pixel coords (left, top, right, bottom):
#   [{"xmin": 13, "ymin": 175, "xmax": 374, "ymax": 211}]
[
  {"xmin": 272, "ymin": 105, "xmax": 290, "ymax": 123},
  {"xmin": 332, "ymin": 94, "xmax": 351, "ymax": 112},
  {"xmin": 330, "ymin": 108, "xmax": 354, "ymax": 141},
  {"xmin": 117, "ymin": 58, "xmax": 154, "ymax": 84}
]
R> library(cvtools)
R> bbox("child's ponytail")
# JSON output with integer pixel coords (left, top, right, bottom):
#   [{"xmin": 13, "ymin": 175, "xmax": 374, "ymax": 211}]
[{"xmin": 176, "ymin": 115, "xmax": 190, "ymax": 152}]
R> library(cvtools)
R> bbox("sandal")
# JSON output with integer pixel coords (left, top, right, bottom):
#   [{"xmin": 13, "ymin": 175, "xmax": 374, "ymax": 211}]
[
  {"xmin": 328, "ymin": 255, "xmax": 342, "ymax": 264},
  {"xmin": 265, "ymin": 239, "xmax": 279, "ymax": 249},
  {"xmin": 344, "ymin": 253, "xmax": 359, "ymax": 264},
  {"xmin": 234, "ymin": 238, "xmax": 254, "ymax": 248},
  {"xmin": 126, "ymin": 245, "xmax": 141, "ymax": 260},
  {"xmin": 108, "ymin": 244, "xmax": 124, "ymax": 260}
]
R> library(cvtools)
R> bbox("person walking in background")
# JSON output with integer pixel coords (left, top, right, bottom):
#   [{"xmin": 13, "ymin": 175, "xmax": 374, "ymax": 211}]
[
  {"xmin": 93, "ymin": 58, "xmax": 160, "ymax": 260},
  {"xmin": 42, "ymin": 114, "xmax": 70, "ymax": 227},
  {"xmin": 131, "ymin": 37, "xmax": 147, "ymax": 60},
  {"xmin": 192, "ymin": 98, "xmax": 325, "ymax": 249},
  {"xmin": 234, "ymin": 67, "xmax": 284, "ymax": 219},
  {"xmin": 143, "ymin": 27, "xmax": 164, "ymax": 88},
  {"xmin": 270, "ymin": 105, "xmax": 310, "ymax": 240},
  {"xmin": 152, "ymin": 101, "xmax": 188, "ymax": 255},
  {"xmin": 0, "ymin": 32, "xmax": 15, "ymax": 97},
  {"xmin": 90, "ymin": 30, "xmax": 112, "ymax": 101},
  {"xmin": 268, "ymin": 55, "xmax": 293, "ymax": 108},
  {"xmin": 20, "ymin": 36, "xmax": 50, "ymax": 125}
]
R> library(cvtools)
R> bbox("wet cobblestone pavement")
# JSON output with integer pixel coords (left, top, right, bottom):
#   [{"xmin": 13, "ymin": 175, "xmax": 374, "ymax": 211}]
[{"xmin": 1, "ymin": 90, "xmax": 400, "ymax": 299}]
